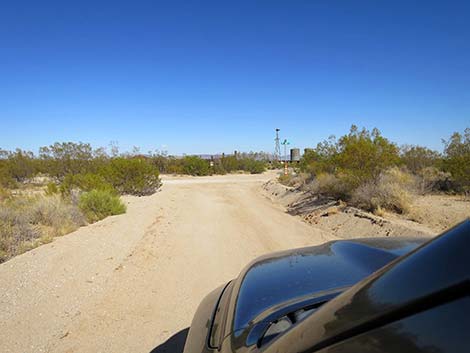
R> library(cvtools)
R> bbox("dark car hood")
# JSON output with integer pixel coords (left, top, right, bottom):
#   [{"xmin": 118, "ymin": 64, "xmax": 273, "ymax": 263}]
[{"xmin": 224, "ymin": 237, "xmax": 426, "ymax": 348}]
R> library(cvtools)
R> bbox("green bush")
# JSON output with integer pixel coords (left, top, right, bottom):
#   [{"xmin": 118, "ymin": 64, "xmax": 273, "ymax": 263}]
[
  {"xmin": 38, "ymin": 142, "xmax": 97, "ymax": 179},
  {"xmin": 164, "ymin": 158, "xmax": 185, "ymax": 174},
  {"xmin": 240, "ymin": 158, "xmax": 266, "ymax": 174},
  {"xmin": 442, "ymin": 128, "xmax": 470, "ymax": 191},
  {"xmin": 0, "ymin": 149, "xmax": 37, "ymax": 183},
  {"xmin": 45, "ymin": 182, "xmax": 59, "ymax": 195},
  {"xmin": 78, "ymin": 189, "xmax": 126, "ymax": 223},
  {"xmin": 60, "ymin": 158, "xmax": 161, "ymax": 196},
  {"xmin": 0, "ymin": 149, "xmax": 34, "ymax": 187},
  {"xmin": 299, "ymin": 137, "xmax": 339, "ymax": 175},
  {"xmin": 220, "ymin": 155, "xmax": 239, "ymax": 173},
  {"xmin": 269, "ymin": 160, "xmax": 283, "ymax": 169},
  {"xmin": 216, "ymin": 155, "xmax": 266, "ymax": 174},
  {"xmin": 0, "ymin": 167, "xmax": 17, "ymax": 188},
  {"xmin": 400, "ymin": 145, "xmax": 441, "ymax": 174},
  {"xmin": 298, "ymin": 149, "xmax": 320, "ymax": 174},
  {"xmin": 212, "ymin": 162, "xmax": 227, "ymax": 175},
  {"xmin": 300, "ymin": 126, "xmax": 400, "ymax": 187},
  {"xmin": 335, "ymin": 126, "xmax": 400, "ymax": 186},
  {"xmin": 181, "ymin": 156, "xmax": 210, "ymax": 176},
  {"xmin": 100, "ymin": 158, "xmax": 161, "ymax": 195},
  {"xmin": 60, "ymin": 173, "xmax": 115, "ymax": 195}
]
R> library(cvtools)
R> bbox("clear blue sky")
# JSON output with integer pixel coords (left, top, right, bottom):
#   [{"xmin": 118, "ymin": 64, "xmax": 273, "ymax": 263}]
[{"xmin": 1, "ymin": 1, "xmax": 469, "ymax": 155}]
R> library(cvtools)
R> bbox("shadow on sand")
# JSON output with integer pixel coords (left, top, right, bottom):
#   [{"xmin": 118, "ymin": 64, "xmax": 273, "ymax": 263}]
[{"xmin": 149, "ymin": 328, "xmax": 189, "ymax": 353}]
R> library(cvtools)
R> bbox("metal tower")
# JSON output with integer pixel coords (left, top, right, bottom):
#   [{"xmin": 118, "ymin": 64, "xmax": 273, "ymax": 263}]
[{"xmin": 274, "ymin": 128, "xmax": 281, "ymax": 162}]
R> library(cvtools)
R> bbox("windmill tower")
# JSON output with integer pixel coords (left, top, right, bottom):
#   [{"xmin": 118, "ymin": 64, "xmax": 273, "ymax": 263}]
[{"xmin": 274, "ymin": 128, "xmax": 281, "ymax": 162}]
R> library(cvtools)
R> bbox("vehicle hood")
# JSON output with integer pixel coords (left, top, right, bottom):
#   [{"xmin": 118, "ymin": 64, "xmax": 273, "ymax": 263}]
[{"xmin": 223, "ymin": 237, "xmax": 426, "ymax": 348}]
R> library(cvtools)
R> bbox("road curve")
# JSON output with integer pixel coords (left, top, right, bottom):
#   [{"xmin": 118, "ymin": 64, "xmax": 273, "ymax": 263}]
[{"xmin": 0, "ymin": 173, "xmax": 332, "ymax": 353}]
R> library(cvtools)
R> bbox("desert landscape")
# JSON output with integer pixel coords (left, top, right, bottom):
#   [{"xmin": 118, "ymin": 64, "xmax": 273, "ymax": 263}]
[
  {"xmin": 262, "ymin": 176, "xmax": 470, "ymax": 238},
  {"xmin": 0, "ymin": 171, "xmax": 468, "ymax": 353},
  {"xmin": 1, "ymin": 2, "xmax": 470, "ymax": 352}
]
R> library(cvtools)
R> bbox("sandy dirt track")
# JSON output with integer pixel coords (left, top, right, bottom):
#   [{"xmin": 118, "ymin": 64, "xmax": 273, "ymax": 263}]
[{"xmin": 0, "ymin": 173, "xmax": 333, "ymax": 353}]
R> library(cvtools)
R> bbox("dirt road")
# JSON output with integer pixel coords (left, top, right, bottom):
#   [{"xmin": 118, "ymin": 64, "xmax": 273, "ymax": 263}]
[{"xmin": 0, "ymin": 174, "xmax": 332, "ymax": 353}]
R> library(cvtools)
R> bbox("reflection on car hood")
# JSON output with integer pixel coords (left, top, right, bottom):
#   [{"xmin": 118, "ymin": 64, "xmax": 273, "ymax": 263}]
[{"xmin": 232, "ymin": 237, "xmax": 426, "ymax": 332}]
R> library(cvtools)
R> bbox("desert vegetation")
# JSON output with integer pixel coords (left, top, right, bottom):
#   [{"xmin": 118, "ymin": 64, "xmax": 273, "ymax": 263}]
[
  {"xmin": 283, "ymin": 126, "xmax": 470, "ymax": 215},
  {"xmin": 0, "ymin": 194, "xmax": 86, "ymax": 262},
  {"xmin": 150, "ymin": 152, "xmax": 267, "ymax": 176},
  {"xmin": 78, "ymin": 189, "xmax": 127, "ymax": 223},
  {"xmin": 0, "ymin": 143, "xmax": 268, "ymax": 262}
]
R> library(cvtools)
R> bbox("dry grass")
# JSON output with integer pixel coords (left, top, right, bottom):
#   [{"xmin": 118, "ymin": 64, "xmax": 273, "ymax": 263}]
[
  {"xmin": 416, "ymin": 167, "xmax": 452, "ymax": 194},
  {"xmin": 405, "ymin": 194, "xmax": 470, "ymax": 231},
  {"xmin": 0, "ymin": 194, "xmax": 86, "ymax": 263},
  {"xmin": 0, "ymin": 187, "xmax": 11, "ymax": 202},
  {"xmin": 351, "ymin": 168, "xmax": 414, "ymax": 214},
  {"xmin": 302, "ymin": 168, "xmax": 416, "ymax": 215},
  {"xmin": 306, "ymin": 173, "xmax": 349, "ymax": 200},
  {"xmin": 278, "ymin": 172, "xmax": 310, "ymax": 188}
]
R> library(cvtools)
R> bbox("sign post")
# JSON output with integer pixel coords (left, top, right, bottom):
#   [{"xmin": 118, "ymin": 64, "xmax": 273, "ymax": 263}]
[{"xmin": 281, "ymin": 139, "xmax": 290, "ymax": 175}]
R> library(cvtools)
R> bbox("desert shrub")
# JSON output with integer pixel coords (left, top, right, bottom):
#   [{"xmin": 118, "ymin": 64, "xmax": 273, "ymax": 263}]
[
  {"xmin": 416, "ymin": 167, "xmax": 452, "ymax": 194},
  {"xmin": 400, "ymin": 145, "xmax": 441, "ymax": 174},
  {"xmin": 299, "ymin": 145, "xmax": 340, "ymax": 176},
  {"xmin": 299, "ymin": 149, "xmax": 321, "ymax": 174},
  {"xmin": 101, "ymin": 158, "xmax": 161, "ymax": 195},
  {"xmin": 45, "ymin": 182, "xmax": 59, "ymax": 195},
  {"xmin": 181, "ymin": 156, "xmax": 211, "ymax": 176},
  {"xmin": 38, "ymin": 142, "xmax": 97, "ymax": 179},
  {"xmin": 300, "ymin": 126, "xmax": 400, "ymax": 187},
  {"xmin": 351, "ymin": 168, "xmax": 414, "ymax": 214},
  {"xmin": 149, "ymin": 152, "xmax": 169, "ymax": 173},
  {"xmin": 0, "ymin": 205, "xmax": 38, "ymax": 262},
  {"xmin": 216, "ymin": 155, "xmax": 266, "ymax": 174},
  {"xmin": 165, "ymin": 162, "xmax": 185, "ymax": 174},
  {"xmin": 298, "ymin": 126, "xmax": 411, "ymax": 212},
  {"xmin": 240, "ymin": 159, "xmax": 266, "ymax": 174},
  {"xmin": 0, "ymin": 167, "xmax": 17, "ymax": 188},
  {"xmin": 29, "ymin": 195, "xmax": 86, "ymax": 234},
  {"xmin": 0, "ymin": 187, "xmax": 12, "ymax": 202},
  {"xmin": 269, "ymin": 160, "xmax": 283, "ymax": 169},
  {"xmin": 442, "ymin": 128, "xmax": 470, "ymax": 192},
  {"xmin": 278, "ymin": 174, "xmax": 292, "ymax": 186},
  {"xmin": 149, "ymin": 152, "xmax": 192, "ymax": 175},
  {"xmin": 2, "ymin": 143, "xmax": 270, "ymax": 180},
  {"xmin": 307, "ymin": 173, "xmax": 351, "ymax": 200},
  {"xmin": 220, "ymin": 155, "xmax": 239, "ymax": 173},
  {"xmin": 60, "ymin": 173, "xmax": 115, "ymax": 195},
  {"xmin": 212, "ymin": 162, "xmax": 227, "ymax": 175},
  {"xmin": 0, "ymin": 149, "xmax": 37, "ymax": 184},
  {"xmin": 0, "ymin": 195, "xmax": 86, "ymax": 262},
  {"xmin": 78, "ymin": 189, "xmax": 126, "ymax": 223},
  {"xmin": 279, "ymin": 173, "xmax": 309, "ymax": 188},
  {"xmin": 335, "ymin": 126, "xmax": 400, "ymax": 187}
]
